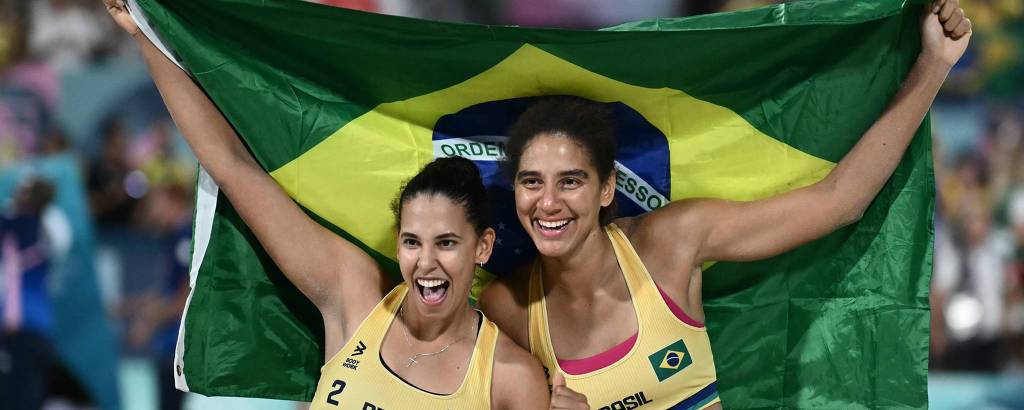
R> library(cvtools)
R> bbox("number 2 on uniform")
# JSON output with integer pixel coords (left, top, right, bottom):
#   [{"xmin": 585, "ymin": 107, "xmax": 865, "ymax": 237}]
[{"xmin": 326, "ymin": 380, "xmax": 346, "ymax": 405}]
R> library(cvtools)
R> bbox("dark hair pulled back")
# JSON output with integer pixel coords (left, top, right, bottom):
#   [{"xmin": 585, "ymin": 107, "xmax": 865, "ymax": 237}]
[
  {"xmin": 392, "ymin": 156, "xmax": 491, "ymax": 235},
  {"xmin": 504, "ymin": 96, "xmax": 618, "ymax": 225}
]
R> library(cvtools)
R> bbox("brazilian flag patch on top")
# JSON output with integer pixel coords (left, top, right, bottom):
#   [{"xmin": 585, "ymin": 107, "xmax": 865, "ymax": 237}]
[{"xmin": 648, "ymin": 339, "xmax": 693, "ymax": 382}]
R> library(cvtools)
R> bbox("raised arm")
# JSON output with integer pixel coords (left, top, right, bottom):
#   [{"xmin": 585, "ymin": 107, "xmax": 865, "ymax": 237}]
[
  {"xmin": 104, "ymin": 1, "xmax": 388, "ymax": 322},
  {"xmin": 636, "ymin": 0, "xmax": 970, "ymax": 266}
]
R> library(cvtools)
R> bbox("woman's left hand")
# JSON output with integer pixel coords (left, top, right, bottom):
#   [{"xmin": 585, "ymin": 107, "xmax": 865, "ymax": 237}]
[
  {"xmin": 550, "ymin": 373, "xmax": 590, "ymax": 410},
  {"xmin": 921, "ymin": 0, "xmax": 971, "ymax": 68}
]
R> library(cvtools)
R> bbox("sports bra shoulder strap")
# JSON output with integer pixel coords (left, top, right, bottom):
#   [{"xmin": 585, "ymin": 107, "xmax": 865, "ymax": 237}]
[
  {"xmin": 604, "ymin": 223, "xmax": 663, "ymax": 314},
  {"xmin": 466, "ymin": 317, "xmax": 500, "ymax": 399},
  {"xmin": 526, "ymin": 261, "xmax": 554, "ymax": 360},
  {"xmin": 359, "ymin": 283, "xmax": 408, "ymax": 346}
]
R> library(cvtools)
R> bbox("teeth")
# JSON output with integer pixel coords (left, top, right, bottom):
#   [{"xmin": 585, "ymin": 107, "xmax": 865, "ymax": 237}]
[
  {"xmin": 416, "ymin": 278, "xmax": 446, "ymax": 288},
  {"xmin": 538, "ymin": 219, "xmax": 569, "ymax": 229}
]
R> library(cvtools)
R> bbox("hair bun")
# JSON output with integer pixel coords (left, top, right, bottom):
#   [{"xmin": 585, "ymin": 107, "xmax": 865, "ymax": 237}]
[
  {"xmin": 433, "ymin": 156, "xmax": 479, "ymax": 176},
  {"xmin": 391, "ymin": 156, "xmax": 491, "ymax": 234}
]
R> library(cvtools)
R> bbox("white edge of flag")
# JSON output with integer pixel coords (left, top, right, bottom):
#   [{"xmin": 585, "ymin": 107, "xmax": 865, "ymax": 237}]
[
  {"xmin": 126, "ymin": 0, "xmax": 218, "ymax": 394},
  {"xmin": 125, "ymin": 0, "xmax": 184, "ymax": 71}
]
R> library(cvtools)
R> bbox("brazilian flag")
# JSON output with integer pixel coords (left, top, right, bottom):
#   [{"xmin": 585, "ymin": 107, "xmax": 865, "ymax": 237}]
[{"xmin": 130, "ymin": 0, "xmax": 933, "ymax": 407}]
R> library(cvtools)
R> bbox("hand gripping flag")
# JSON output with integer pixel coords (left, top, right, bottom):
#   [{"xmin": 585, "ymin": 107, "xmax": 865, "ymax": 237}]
[{"xmin": 130, "ymin": 0, "xmax": 934, "ymax": 407}]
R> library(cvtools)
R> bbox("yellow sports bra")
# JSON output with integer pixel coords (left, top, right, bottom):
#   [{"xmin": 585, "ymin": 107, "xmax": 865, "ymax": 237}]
[
  {"xmin": 311, "ymin": 283, "xmax": 497, "ymax": 410},
  {"xmin": 528, "ymin": 224, "xmax": 720, "ymax": 410}
]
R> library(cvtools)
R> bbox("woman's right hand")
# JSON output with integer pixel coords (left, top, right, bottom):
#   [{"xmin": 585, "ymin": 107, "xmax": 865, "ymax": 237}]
[{"xmin": 103, "ymin": 0, "xmax": 141, "ymax": 37}]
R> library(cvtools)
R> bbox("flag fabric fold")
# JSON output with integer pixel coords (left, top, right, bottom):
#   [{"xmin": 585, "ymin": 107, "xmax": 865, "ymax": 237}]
[{"xmin": 132, "ymin": 0, "xmax": 932, "ymax": 407}]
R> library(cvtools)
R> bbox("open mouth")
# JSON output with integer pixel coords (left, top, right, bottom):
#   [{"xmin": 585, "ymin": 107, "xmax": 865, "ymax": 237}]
[
  {"xmin": 534, "ymin": 218, "xmax": 572, "ymax": 237},
  {"xmin": 415, "ymin": 278, "xmax": 450, "ymax": 305}
]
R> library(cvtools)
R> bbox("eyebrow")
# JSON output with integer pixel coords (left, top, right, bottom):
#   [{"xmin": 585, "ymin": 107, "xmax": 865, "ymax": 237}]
[
  {"xmin": 399, "ymin": 232, "xmax": 463, "ymax": 240},
  {"xmin": 516, "ymin": 169, "xmax": 590, "ymax": 179},
  {"xmin": 516, "ymin": 170, "xmax": 541, "ymax": 180},
  {"xmin": 559, "ymin": 169, "xmax": 589, "ymax": 179}
]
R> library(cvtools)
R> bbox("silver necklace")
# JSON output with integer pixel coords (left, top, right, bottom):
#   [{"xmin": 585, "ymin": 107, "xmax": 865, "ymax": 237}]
[{"xmin": 397, "ymin": 305, "xmax": 476, "ymax": 368}]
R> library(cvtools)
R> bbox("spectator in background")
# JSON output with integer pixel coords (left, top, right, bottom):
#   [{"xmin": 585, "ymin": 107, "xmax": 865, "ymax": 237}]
[
  {"xmin": 313, "ymin": 0, "xmax": 376, "ymax": 12},
  {"xmin": 931, "ymin": 219, "xmax": 958, "ymax": 360},
  {"xmin": 940, "ymin": 151, "xmax": 993, "ymax": 224},
  {"xmin": 720, "ymin": 0, "xmax": 781, "ymax": 12},
  {"xmin": 27, "ymin": 0, "xmax": 107, "ymax": 72},
  {"xmin": 0, "ymin": 177, "xmax": 57, "ymax": 410},
  {"xmin": 0, "ymin": 5, "xmax": 56, "ymax": 166},
  {"xmin": 129, "ymin": 184, "xmax": 192, "ymax": 410},
  {"xmin": 39, "ymin": 126, "xmax": 70, "ymax": 155},
  {"xmin": 962, "ymin": 198, "xmax": 1013, "ymax": 346},
  {"xmin": 587, "ymin": 0, "xmax": 679, "ymax": 27},
  {"xmin": 1006, "ymin": 181, "xmax": 1024, "ymax": 371},
  {"xmin": 940, "ymin": 192, "xmax": 1016, "ymax": 371},
  {"xmin": 88, "ymin": 119, "xmax": 135, "ymax": 226},
  {"xmin": 136, "ymin": 120, "xmax": 192, "ymax": 190},
  {"xmin": 378, "ymin": 0, "xmax": 493, "ymax": 24},
  {"xmin": 502, "ymin": 0, "xmax": 593, "ymax": 28},
  {"xmin": 311, "ymin": 0, "xmax": 500, "ymax": 27}
]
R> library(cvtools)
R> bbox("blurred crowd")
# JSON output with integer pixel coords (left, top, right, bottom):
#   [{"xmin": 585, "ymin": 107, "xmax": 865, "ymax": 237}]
[
  {"xmin": 0, "ymin": 0, "xmax": 1021, "ymax": 409},
  {"xmin": 2, "ymin": 0, "xmax": 195, "ymax": 409},
  {"xmin": 928, "ymin": 0, "xmax": 1024, "ymax": 377}
]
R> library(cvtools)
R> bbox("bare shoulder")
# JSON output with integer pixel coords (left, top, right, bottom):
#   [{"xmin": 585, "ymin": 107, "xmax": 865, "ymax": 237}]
[
  {"xmin": 329, "ymin": 249, "xmax": 393, "ymax": 334},
  {"xmin": 323, "ymin": 267, "xmax": 394, "ymax": 360},
  {"xmin": 622, "ymin": 199, "xmax": 710, "ymax": 248},
  {"xmin": 478, "ymin": 262, "xmax": 532, "ymax": 348},
  {"xmin": 491, "ymin": 330, "xmax": 550, "ymax": 409},
  {"xmin": 492, "ymin": 331, "xmax": 544, "ymax": 379},
  {"xmin": 614, "ymin": 204, "xmax": 705, "ymax": 285}
]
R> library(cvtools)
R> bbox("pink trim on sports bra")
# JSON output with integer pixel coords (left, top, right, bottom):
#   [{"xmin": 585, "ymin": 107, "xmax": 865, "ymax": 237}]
[
  {"xmin": 558, "ymin": 333, "xmax": 637, "ymax": 375},
  {"xmin": 656, "ymin": 285, "xmax": 705, "ymax": 328},
  {"xmin": 555, "ymin": 285, "xmax": 704, "ymax": 375}
]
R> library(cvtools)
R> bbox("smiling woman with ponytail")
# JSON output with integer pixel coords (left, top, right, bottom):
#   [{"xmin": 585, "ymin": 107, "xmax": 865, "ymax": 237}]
[{"xmin": 103, "ymin": 1, "xmax": 549, "ymax": 408}]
